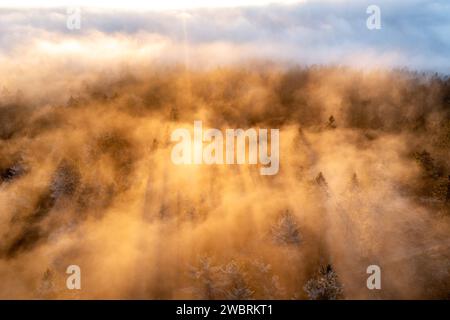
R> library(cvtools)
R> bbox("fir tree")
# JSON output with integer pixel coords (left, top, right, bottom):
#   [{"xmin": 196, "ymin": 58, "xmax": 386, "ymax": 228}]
[
  {"xmin": 303, "ymin": 264, "xmax": 344, "ymax": 300},
  {"xmin": 271, "ymin": 210, "xmax": 302, "ymax": 246}
]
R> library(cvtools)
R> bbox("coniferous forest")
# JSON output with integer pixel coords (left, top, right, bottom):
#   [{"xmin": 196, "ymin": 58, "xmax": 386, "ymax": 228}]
[{"xmin": 1, "ymin": 65, "xmax": 449, "ymax": 299}]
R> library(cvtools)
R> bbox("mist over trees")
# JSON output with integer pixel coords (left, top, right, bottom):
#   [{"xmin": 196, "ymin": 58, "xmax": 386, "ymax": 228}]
[{"xmin": 0, "ymin": 65, "xmax": 449, "ymax": 299}]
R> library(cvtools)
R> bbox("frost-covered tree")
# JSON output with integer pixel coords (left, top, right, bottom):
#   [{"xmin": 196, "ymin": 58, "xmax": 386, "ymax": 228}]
[
  {"xmin": 50, "ymin": 161, "xmax": 80, "ymax": 199},
  {"xmin": 315, "ymin": 172, "xmax": 328, "ymax": 189},
  {"xmin": 225, "ymin": 285, "xmax": 254, "ymax": 300},
  {"xmin": 0, "ymin": 162, "xmax": 25, "ymax": 183},
  {"xmin": 414, "ymin": 150, "xmax": 443, "ymax": 179},
  {"xmin": 303, "ymin": 264, "xmax": 343, "ymax": 300},
  {"xmin": 169, "ymin": 107, "xmax": 179, "ymax": 121},
  {"xmin": 36, "ymin": 268, "xmax": 57, "ymax": 298},
  {"xmin": 189, "ymin": 258, "xmax": 280, "ymax": 300},
  {"xmin": 220, "ymin": 261, "xmax": 254, "ymax": 300},
  {"xmin": 271, "ymin": 210, "xmax": 302, "ymax": 246},
  {"xmin": 188, "ymin": 257, "xmax": 223, "ymax": 299},
  {"xmin": 250, "ymin": 260, "xmax": 282, "ymax": 299},
  {"xmin": 326, "ymin": 115, "xmax": 337, "ymax": 129},
  {"xmin": 350, "ymin": 173, "xmax": 359, "ymax": 190},
  {"xmin": 261, "ymin": 275, "xmax": 285, "ymax": 299},
  {"xmin": 66, "ymin": 96, "xmax": 80, "ymax": 108}
]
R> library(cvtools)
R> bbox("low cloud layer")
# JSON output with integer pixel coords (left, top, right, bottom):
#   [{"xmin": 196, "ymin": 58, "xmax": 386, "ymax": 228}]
[{"xmin": 1, "ymin": 0, "xmax": 450, "ymax": 72}]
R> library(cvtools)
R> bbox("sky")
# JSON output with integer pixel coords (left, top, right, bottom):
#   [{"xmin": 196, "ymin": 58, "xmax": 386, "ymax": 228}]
[
  {"xmin": 0, "ymin": 0, "xmax": 449, "ymax": 72},
  {"xmin": 1, "ymin": 1, "xmax": 302, "ymax": 10}
]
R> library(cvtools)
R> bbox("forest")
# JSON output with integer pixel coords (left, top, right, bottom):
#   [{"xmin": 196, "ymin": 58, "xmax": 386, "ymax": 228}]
[{"xmin": 0, "ymin": 64, "xmax": 449, "ymax": 299}]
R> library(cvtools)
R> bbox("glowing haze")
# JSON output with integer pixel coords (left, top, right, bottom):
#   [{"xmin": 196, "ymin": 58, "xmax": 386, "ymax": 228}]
[{"xmin": 0, "ymin": 0, "xmax": 449, "ymax": 300}]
